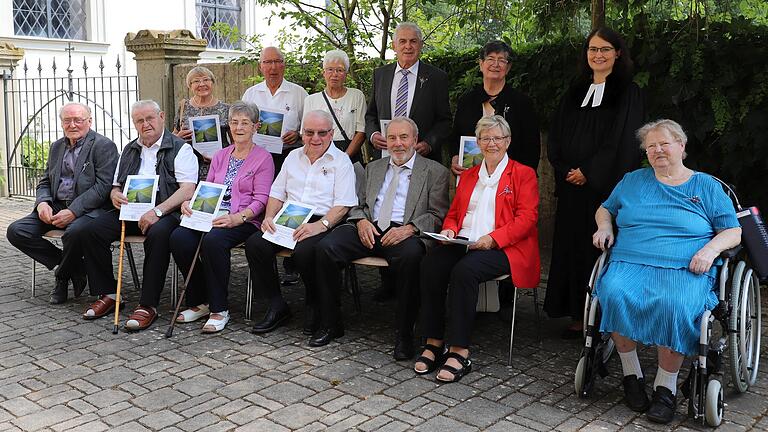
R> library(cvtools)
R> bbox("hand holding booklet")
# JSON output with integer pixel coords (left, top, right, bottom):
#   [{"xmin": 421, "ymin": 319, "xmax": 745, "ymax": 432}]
[
  {"xmin": 262, "ymin": 201, "xmax": 316, "ymax": 249},
  {"xmin": 422, "ymin": 231, "xmax": 476, "ymax": 246},
  {"xmin": 119, "ymin": 175, "xmax": 159, "ymax": 221},
  {"xmin": 180, "ymin": 182, "xmax": 227, "ymax": 232}
]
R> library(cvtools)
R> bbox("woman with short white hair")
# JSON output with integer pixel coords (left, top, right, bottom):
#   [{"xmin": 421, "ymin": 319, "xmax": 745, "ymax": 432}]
[{"xmin": 303, "ymin": 49, "xmax": 366, "ymax": 163}]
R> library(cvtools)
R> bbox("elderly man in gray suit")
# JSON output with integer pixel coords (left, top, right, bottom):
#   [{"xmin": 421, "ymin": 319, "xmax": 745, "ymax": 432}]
[
  {"xmin": 7, "ymin": 102, "xmax": 118, "ymax": 304},
  {"xmin": 313, "ymin": 117, "xmax": 450, "ymax": 358}
]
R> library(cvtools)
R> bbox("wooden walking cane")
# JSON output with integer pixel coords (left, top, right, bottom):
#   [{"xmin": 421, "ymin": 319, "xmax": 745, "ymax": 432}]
[
  {"xmin": 112, "ymin": 221, "xmax": 126, "ymax": 334},
  {"xmin": 165, "ymin": 234, "xmax": 204, "ymax": 338}
]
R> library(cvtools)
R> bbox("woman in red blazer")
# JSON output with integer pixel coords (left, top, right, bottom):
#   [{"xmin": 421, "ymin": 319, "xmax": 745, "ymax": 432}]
[{"xmin": 415, "ymin": 115, "xmax": 540, "ymax": 383}]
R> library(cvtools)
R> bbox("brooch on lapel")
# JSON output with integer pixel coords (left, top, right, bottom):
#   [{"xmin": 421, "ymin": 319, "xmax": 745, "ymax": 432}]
[
  {"xmin": 419, "ymin": 76, "xmax": 428, "ymax": 88},
  {"xmin": 503, "ymin": 105, "xmax": 510, "ymax": 116},
  {"xmin": 80, "ymin": 161, "xmax": 91, "ymax": 173},
  {"xmin": 689, "ymin": 195, "xmax": 702, "ymax": 204},
  {"xmin": 498, "ymin": 185, "xmax": 513, "ymax": 196}
]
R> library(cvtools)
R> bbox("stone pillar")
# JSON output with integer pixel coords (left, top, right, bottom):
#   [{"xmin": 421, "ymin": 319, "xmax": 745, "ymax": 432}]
[
  {"xmin": 124, "ymin": 30, "xmax": 207, "ymax": 128},
  {"xmin": 0, "ymin": 42, "xmax": 25, "ymax": 197}
]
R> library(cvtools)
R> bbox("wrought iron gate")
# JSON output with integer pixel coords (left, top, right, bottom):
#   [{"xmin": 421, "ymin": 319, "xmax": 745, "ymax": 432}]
[{"xmin": 3, "ymin": 47, "xmax": 138, "ymax": 196}]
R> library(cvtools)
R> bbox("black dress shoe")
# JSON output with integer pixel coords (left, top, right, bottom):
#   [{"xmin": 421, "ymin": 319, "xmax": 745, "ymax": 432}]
[
  {"xmin": 394, "ymin": 335, "xmax": 415, "ymax": 360},
  {"xmin": 308, "ymin": 326, "xmax": 344, "ymax": 347},
  {"xmin": 50, "ymin": 278, "xmax": 68, "ymax": 304},
  {"xmin": 251, "ymin": 307, "xmax": 292, "ymax": 334},
  {"xmin": 622, "ymin": 375, "xmax": 650, "ymax": 412},
  {"xmin": 646, "ymin": 386, "xmax": 677, "ymax": 424},
  {"xmin": 303, "ymin": 308, "xmax": 320, "ymax": 336},
  {"xmin": 71, "ymin": 274, "xmax": 87, "ymax": 298},
  {"xmin": 281, "ymin": 272, "xmax": 300, "ymax": 286}
]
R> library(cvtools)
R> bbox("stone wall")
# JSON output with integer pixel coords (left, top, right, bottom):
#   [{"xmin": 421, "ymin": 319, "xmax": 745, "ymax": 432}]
[{"xmin": 171, "ymin": 62, "xmax": 258, "ymax": 115}]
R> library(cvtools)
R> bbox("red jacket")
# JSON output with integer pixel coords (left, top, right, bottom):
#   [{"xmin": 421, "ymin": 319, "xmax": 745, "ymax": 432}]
[{"xmin": 443, "ymin": 160, "xmax": 540, "ymax": 288}]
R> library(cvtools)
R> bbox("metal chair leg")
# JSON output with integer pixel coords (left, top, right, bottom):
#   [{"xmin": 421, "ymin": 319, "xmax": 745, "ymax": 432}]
[
  {"xmin": 509, "ymin": 287, "xmax": 518, "ymax": 365},
  {"xmin": 349, "ymin": 265, "xmax": 361, "ymax": 313},
  {"xmin": 125, "ymin": 243, "xmax": 141, "ymax": 291},
  {"xmin": 532, "ymin": 287, "xmax": 542, "ymax": 342},
  {"xmin": 246, "ymin": 269, "xmax": 253, "ymax": 321},
  {"xmin": 31, "ymin": 259, "xmax": 37, "ymax": 298},
  {"xmin": 170, "ymin": 260, "xmax": 178, "ymax": 310}
]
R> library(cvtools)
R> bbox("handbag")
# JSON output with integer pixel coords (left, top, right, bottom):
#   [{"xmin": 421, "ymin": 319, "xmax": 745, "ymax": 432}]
[
  {"xmin": 172, "ymin": 98, "xmax": 188, "ymax": 134},
  {"xmin": 321, "ymin": 91, "xmax": 351, "ymax": 148}
]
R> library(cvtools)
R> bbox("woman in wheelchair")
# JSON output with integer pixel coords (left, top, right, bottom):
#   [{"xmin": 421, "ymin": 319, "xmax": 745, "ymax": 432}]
[
  {"xmin": 414, "ymin": 116, "xmax": 540, "ymax": 383},
  {"xmin": 591, "ymin": 119, "xmax": 741, "ymax": 423}
]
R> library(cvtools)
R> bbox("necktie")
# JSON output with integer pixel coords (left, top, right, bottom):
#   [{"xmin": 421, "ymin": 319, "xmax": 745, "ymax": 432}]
[
  {"xmin": 377, "ymin": 165, "xmax": 403, "ymax": 230},
  {"xmin": 393, "ymin": 70, "xmax": 410, "ymax": 118}
]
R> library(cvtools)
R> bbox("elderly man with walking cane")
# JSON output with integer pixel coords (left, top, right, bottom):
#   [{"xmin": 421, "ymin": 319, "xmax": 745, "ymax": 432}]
[{"xmin": 80, "ymin": 99, "xmax": 198, "ymax": 331}]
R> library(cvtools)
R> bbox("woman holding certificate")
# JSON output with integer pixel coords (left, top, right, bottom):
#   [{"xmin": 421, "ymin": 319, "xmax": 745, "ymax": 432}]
[
  {"xmin": 172, "ymin": 66, "xmax": 231, "ymax": 179},
  {"xmin": 414, "ymin": 115, "xmax": 539, "ymax": 383},
  {"xmin": 169, "ymin": 101, "xmax": 274, "ymax": 333}
]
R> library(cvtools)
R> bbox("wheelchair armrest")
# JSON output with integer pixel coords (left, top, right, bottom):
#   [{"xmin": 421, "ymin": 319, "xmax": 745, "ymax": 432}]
[{"xmin": 720, "ymin": 245, "xmax": 742, "ymax": 259}]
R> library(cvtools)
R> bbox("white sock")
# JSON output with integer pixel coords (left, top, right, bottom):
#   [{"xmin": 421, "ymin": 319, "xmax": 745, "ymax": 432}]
[
  {"xmin": 653, "ymin": 367, "xmax": 679, "ymax": 395},
  {"xmin": 106, "ymin": 294, "xmax": 116, "ymax": 300},
  {"xmin": 618, "ymin": 349, "xmax": 643, "ymax": 378}
]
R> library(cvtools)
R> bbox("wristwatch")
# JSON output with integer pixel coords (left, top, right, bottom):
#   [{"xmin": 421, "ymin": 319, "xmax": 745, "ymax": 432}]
[
  {"xmin": 240, "ymin": 213, "xmax": 248, "ymax": 223},
  {"xmin": 321, "ymin": 219, "xmax": 331, "ymax": 230},
  {"xmin": 153, "ymin": 208, "xmax": 163, "ymax": 217}
]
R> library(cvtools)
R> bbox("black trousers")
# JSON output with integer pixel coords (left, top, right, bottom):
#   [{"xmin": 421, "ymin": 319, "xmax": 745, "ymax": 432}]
[
  {"xmin": 315, "ymin": 224, "xmax": 425, "ymax": 333},
  {"xmin": 82, "ymin": 209, "xmax": 179, "ymax": 303},
  {"xmin": 6, "ymin": 201, "xmax": 89, "ymax": 280},
  {"xmin": 169, "ymin": 224, "xmax": 258, "ymax": 313},
  {"xmin": 244, "ymin": 228, "xmax": 330, "ymax": 311},
  {"xmin": 420, "ymin": 244, "xmax": 509, "ymax": 348}
]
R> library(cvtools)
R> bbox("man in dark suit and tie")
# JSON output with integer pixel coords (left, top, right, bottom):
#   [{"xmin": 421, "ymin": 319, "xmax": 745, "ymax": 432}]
[
  {"xmin": 7, "ymin": 102, "xmax": 118, "ymax": 304},
  {"xmin": 365, "ymin": 22, "xmax": 451, "ymax": 162},
  {"xmin": 313, "ymin": 117, "xmax": 450, "ymax": 359}
]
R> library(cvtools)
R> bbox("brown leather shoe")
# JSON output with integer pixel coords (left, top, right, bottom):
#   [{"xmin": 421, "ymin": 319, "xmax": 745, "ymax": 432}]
[
  {"xmin": 125, "ymin": 307, "xmax": 157, "ymax": 331},
  {"xmin": 83, "ymin": 295, "xmax": 116, "ymax": 320}
]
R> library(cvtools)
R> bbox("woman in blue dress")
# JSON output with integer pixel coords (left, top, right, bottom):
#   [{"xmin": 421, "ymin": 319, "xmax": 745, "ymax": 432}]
[{"xmin": 592, "ymin": 119, "xmax": 741, "ymax": 424}]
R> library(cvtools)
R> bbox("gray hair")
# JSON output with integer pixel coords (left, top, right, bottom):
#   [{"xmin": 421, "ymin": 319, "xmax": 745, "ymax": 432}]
[
  {"xmin": 323, "ymin": 49, "xmax": 350, "ymax": 71},
  {"xmin": 185, "ymin": 66, "xmax": 216, "ymax": 87},
  {"xmin": 475, "ymin": 115, "xmax": 511, "ymax": 139},
  {"xmin": 394, "ymin": 22, "xmax": 423, "ymax": 41},
  {"xmin": 260, "ymin": 46, "xmax": 285, "ymax": 62},
  {"xmin": 228, "ymin": 101, "xmax": 260, "ymax": 124},
  {"xmin": 636, "ymin": 119, "xmax": 688, "ymax": 149},
  {"xmin": 131, "ymin": 100, "xmax": 162, "ymax": 116},
  {"xmin": 388, "ymin": 116, "xmax": 419, "ymax": 138},
  {"xmin": 58, "ymin": 102, "xmax": 91, "ymax": 118},
  {"xmin": 303, "ymin": 109, "xmax": 334, "ymax": 131}
]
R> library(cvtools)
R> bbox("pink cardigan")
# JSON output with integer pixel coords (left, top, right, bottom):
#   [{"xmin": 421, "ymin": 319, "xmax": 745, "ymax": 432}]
[{"xmin": 206, "ymin": 145, "xmax": 274, "ymax": 227}]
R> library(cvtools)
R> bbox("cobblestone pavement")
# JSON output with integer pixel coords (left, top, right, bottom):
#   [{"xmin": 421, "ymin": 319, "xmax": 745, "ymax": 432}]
[{"xmin": 0, "ymin": 196, "xmax": 766, "ymax": 431}]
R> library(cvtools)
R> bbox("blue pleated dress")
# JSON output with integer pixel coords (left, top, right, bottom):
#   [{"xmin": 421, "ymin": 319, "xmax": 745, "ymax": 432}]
[{"xmin": 595, "ymin": 168, "xmax": 739, "ymax": 355}]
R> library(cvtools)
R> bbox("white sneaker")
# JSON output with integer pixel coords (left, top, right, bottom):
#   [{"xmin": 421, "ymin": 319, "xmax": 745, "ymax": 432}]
[
  {"xmin": 176, "ymin": 304, "xmax": 210, "ymax": 323},
  {"xmin": 202, "ymin": 310, "xmax": 229, "ymax": 333}
]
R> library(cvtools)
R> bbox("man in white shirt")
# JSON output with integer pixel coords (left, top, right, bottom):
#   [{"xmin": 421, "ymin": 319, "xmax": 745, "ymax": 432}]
[
  {"xmin": 242, "ymin": 46, "xmax": 309, "ymax": 173},
  {"xmin": 81, "ymin": 100, "xmax": 198, "ymax": 331},
  {"xmin": 313, "ymin": 117, "xmax": 449, "ymax": 353},
  {"xmin": 245, "ymin": 110, "xmax": 357, "ymax": 336},
  {"xmin": 364, "ymin": 22, "xmax": 451, "ymax": 162}
]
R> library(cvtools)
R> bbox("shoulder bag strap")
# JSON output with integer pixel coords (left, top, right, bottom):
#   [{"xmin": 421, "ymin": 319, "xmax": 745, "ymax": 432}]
[
  {"xmin": 174, "ymin": 98, "xmax": 188, "ymax": 133},
  {"xmin": 321, "ymin": 91, "xmax": 351, "ymax": 145}
]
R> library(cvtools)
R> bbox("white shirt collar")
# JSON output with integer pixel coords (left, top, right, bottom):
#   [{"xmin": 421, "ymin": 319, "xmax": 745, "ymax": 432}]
[
  {"xmin": 389, "ymin": 151, "xmax": 416, "ymax": 170},
  {"xmin": 301, "ymin": 141, "xmax": 341, "ymax": 163},
  {"xmin": 139, "ymin": 131, "xmax": 164, "ymax": 149},
  {"xmin": 256, "ymin": 78, "xmax": 291, "ymax": 96},
  {"xmin": 394, "ymin": 60, "xmax": 420, "ymax": 76}
]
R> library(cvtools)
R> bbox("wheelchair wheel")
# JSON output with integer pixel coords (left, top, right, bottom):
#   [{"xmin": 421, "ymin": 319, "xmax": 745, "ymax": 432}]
[
  {"xmin": 704, "ymin": 379, "xmax": 724, "ymax": 427},
  {"xmin": 728, "ymin": 262, "xmax": 762, "ymax": 392},
  {"xmin": 574, "ymin": 356, "xmax": 587, "ymax": 396}
]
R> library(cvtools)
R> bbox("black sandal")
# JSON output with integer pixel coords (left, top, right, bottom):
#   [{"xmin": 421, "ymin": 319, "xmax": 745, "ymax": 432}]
[
  {"xmin": 414, "ymin": 343, "xmax": 446, "ymax": 375},
  {"xmin": 436, "ymin": 352, "xmax": 472, "ymax": 383}
]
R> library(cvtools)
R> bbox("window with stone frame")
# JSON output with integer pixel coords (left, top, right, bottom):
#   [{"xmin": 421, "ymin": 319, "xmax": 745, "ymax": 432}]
[
  {"xmin": 13, "ymin": 0, "xmax": 87, "ymax": 40},
  {"xmin": 196, "ymin": 0, "xmax": 241, "ymax": 50}
]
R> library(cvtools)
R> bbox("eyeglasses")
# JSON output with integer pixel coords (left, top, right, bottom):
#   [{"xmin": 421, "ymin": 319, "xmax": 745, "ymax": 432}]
[
  {"xmin": 587, "ymin": 46, "xmax": 615, "ymax": 54},
  {"xmin": 645, "ymin": 142, "xmax": 675, "ymax": 153},
  {"xmin": 303, "ymin": 129, "xmax": 332, "ymax": 138},
  {"xmin": 483, "ymin": 57, "xmax": 509, "ymax": 66},
  {"xmin": 478, "ymin": 136, "xmax": 509, "ymax": 145},
  {"xmin": 190, "ymin": 77, "xmax": 213, "ymax": 86},
  {"xmin": 324, "ymin": 67, "xmax": 347, "ymax": 75},
  {"xmin": 228, "ymin": 120, "xmax": 253, "ymax": 128},
  {"xmin": 260, "ymin": 59, "xmax": 284, "ymax": 65},
  {"xmin": 61, "ymin": 117, "xmax": 90, "ymax": 125}
]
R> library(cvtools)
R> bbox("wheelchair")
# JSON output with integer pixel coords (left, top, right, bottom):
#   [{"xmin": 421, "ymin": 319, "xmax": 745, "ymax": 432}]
[{"xmin": 573, "ymin": 246, "xmax": 762, "ymax": 427}]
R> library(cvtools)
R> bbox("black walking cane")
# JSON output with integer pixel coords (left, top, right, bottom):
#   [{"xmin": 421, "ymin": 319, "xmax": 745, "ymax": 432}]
[
  {"xmin": 112, "ymin": 221, "xmax": 126, "ymax": 334},
  {"xmin": 165, "ymin": 234, "xmax": 205, "ymax": 338}
]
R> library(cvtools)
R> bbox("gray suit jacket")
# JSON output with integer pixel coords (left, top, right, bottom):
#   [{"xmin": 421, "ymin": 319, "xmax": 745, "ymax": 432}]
[
  {"xmin": 35, "ymin": 129, "xmax": 119, "ymax": 218},
  {"xmin": 348, "ymin": 154, "xmax": 449, "ymax": 235}
]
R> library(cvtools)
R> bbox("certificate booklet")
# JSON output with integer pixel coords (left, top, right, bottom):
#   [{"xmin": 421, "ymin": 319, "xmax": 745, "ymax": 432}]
[
  {"xmin": 422, "ymin": 231, "xmax": 476, "ymax": 246},
  {"xmin": 458, "ymin": 136, "xmax": 482, "ymax": 169},
  {"xmin": 180, "ymin": 182, "xmax": 227, "ymax": 232},
  {"xmin": 119, "ymin": 175, "xmax": 159, "ymax": 221},
  {"xmin": 189, "ymin": 115, "xmax": 222, "ymax": 158},
  {"xmin": 262, "ymin": 201, "xmax": 316, "ymax": 249},
  {"xmin": 379, "ymin": 119, "xmax": 391, "ymax": 158},
  {"xmin": 254, "ymin": 109, "xmax": 287, "ymax": 154}
]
